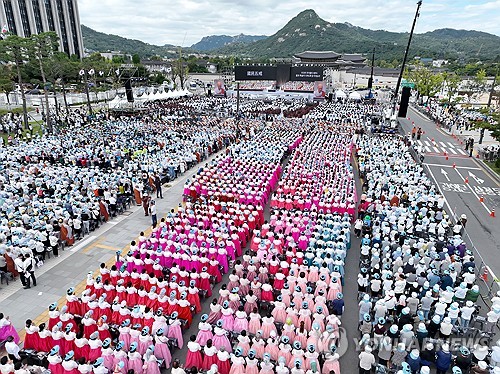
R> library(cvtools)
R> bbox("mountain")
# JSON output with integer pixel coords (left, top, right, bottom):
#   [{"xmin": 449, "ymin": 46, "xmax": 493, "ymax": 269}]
[
  {"xmin": 81, "ymin": 25, "xmax": 187, "ymax": 58},
  {"xmin": 191, "ymin": 34, "xmax": 267, "ymax": 51},
  {"xmin": 219, "ymin": 9, "xmax": 500, "ymax": 61}
]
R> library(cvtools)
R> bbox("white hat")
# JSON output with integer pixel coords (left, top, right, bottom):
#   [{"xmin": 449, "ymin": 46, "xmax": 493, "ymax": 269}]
[
  {"xmin": 478, "ymin": 361, "xmax": 487, "ymax": 370},
  {"xmin": 421, "ymin": 366, "xmax": 430, "ymax": 374}
]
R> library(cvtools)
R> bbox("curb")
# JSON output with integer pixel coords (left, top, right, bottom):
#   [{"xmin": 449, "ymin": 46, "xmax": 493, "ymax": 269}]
[{"xmin": 474, "ymin": 158, "xmax": 500, "ymax": 186}]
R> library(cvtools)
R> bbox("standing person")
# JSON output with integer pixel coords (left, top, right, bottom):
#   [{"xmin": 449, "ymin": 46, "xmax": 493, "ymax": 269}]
[
  {"xmin": 416, "ymin": 128, "xmax": 422, "ymax": 140},
  {"xmin": 24, "ymin": 254, "xmax": 37, "ymax": 288},
  {"xmin": 359, "ymin": 346, "xmax": 375, "ymax": 374},
  {"xmin": 142, "ymin": 193, "xmax": 151, "ymax": 216},
  {"xmin": 14, "ymin": 255, "xmax": 27, "ymax": 288},
  {"xmin": 5, "ymin": 336, "xmax": 21, "ymax": 363},
  {"xmin": 436, "ymin": 344, "xmax": 452, "ymax": 374},
  {"xmin": 154, "ymin": 174, "xmax": 163, "ymax": 199},
  {"xmin": 149, "ymin": 201, "xmax": 157, "ymax": 229},
  {"xmin": 411, "ymin": 126, "xmax": 417, "ymax": 139}
]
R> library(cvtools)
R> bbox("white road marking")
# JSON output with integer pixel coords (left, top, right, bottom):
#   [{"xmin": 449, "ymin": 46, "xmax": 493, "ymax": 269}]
[
  {"xmin": 424, "ymin": 163, "xmax": 481, "ymax": 170},
  {"xmin": 440, "ymin": 142, "xmax": 446, "ymax": 147},
  {"xmin": 447, "ymin": 142, "xmax": 455, "ymax": 147},
  {"xmin": 449, "ymin": 148, "xmax": 457, "ymax": 154},
  {"xmin": 453, "ymin": 168, "xmax": 491, "ymax": 214},
  {"xmin": 457, "ymin": 149, "xmax": 467, "ymax": 155},
  {"xmin": 433, "ymin": 146, "xmax": 440, "ymax": 153}
]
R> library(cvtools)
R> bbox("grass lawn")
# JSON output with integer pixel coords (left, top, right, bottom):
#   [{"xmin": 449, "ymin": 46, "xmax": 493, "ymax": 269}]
[
  {"xmin": 1, "ymin": 121, "xmax": 43, "ymax": 144},
  {"xmin": 485, "ymin": 161, "xmax": 500, "ymax": 176}
]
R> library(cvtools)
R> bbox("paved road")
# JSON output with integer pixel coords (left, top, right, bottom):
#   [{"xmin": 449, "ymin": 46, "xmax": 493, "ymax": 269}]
[{"xmin": 400, "ymin": 106, "xmax": 500, "ymax": 278}]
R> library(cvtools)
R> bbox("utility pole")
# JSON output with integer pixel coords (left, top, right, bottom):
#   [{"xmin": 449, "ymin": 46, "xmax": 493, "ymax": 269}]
[
  {"xmin": 83, "ymin": 70, "xmax": 92, "ymax": 114},
  {"xmin": 487, "ymin": 64, "xmax": 498, "ymax": 108},
  {"xmin": 393, "ymin": 0, "xmax": 422, "ymax": 115}
]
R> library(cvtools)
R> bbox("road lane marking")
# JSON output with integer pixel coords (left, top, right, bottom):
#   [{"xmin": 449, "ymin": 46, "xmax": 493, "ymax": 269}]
[
  {"xmin": 449, "ymin": 148, "xmax": 457, "ymax": 154},
  {"xmin": 424, "ymin": 163, "xmax": 482, "ymax": 170},
  {"xmin": 457, "ymin": 149, "xmax": 467, "ymax": 155},
  {"xmin": 453, "ymin": 168, "xmax": 492, "ymax": 214},
  {"xmin": 448, "ymin": 142, "xmax": 455, "ymax": 147},
  {"xmin": 425, "ymin": 165, "xmax": 457, "ymax": 221}
]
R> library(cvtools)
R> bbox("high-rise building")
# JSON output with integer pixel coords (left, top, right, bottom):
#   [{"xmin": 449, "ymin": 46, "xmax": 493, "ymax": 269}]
[{"xmin": 0, "ymin": 0, "xmax": 84, "ymax": 58}]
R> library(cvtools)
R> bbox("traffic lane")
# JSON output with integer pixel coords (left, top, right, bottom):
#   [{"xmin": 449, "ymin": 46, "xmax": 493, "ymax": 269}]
[
  {"xmin": 401, "ymin": 107, "xmax": 437, "ymax": 134},
  {"xmin": 426, "ymin": 162, "xmax": 500, "ymax": 216},
  {"xmin": 425, "ymin": 163, "xmax": 500, "ymax": 272},
  {"xmin": 402, "ymin": 107, "xmax": 460, "ymax": 151},
  {"xmin": 426, "ymin": 163, "xmax": 500, "ymax": 274}
]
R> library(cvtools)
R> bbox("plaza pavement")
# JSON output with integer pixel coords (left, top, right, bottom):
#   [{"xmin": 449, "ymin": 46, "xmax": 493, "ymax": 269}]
[{"xmin": 0, "ymin": 155, "xmax": 216, "ymax": 340}]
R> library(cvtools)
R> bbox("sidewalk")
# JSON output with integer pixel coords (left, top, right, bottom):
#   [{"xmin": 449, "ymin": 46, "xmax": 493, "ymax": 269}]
[{"xmin": 0, "ymin": 155, "xmax": 217, "ymax": 336}]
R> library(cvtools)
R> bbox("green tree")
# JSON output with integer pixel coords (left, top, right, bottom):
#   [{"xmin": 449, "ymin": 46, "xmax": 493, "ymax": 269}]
[
  {"xmin": 149, "ymin": 72, "xmax": 166, "ymax": 85},
  {"xmin": 0, "ymin": 35, "xmax": 31, "ymax": 129},
  {"xmin": 31, "ymin": 31, "xmax": 59, "ymax": 132},
  {"xmin": 0, "ymin": 65, "xmax": 14, "ymax": 105},
  {"xmin": 46, "ymin": 52, "xmax": 79, "ymax": 112},
  {"xmin": 441, "ymin": 71, "xmax": 462, "ymax": 103},
  {"xmin": 132, "ymin": 53, "xmax": 141, "ymax": 64},
  {"xmin": 407, "ymin": 64, "xmax": 444, "ymax": 102},
  {"xmin": 474, "ymin": 108, "xmax": 500, "ymax": 143}
]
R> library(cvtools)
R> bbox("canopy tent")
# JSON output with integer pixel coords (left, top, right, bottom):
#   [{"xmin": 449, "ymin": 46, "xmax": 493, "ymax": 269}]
[
  {"xmin": 335, "ymin": 90, "xmax": 347, "ymax": 99},
  {"xmin": 349, "ymin": 91, "xmax": 362, "ymax": 100}
]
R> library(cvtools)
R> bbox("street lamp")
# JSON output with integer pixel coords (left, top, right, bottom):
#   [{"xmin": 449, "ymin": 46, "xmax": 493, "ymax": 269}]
[{"xmin": 79, "ymin": 68, "xmax": 94, "ymax": 114}]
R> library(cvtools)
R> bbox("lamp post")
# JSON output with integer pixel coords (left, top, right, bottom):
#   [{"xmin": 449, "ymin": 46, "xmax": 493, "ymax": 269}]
[
  {"xmin": 80, "ymin": 68, "xmax": 94, "ymax": 114},
  {"xmin": 393, "ymin": 0, "xmax": 423, "ymax": 115}
]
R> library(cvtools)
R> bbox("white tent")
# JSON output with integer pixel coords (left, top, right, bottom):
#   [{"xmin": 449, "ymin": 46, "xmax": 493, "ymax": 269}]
[
  {"xmin": 335, "ymin": 90, "xmax": 347, "ymax": 99},
  {"xmin": 153, "ymin": 91, "xmax": 163, "ymax": 100},
  {"xmin": 108, "ymin": 95, "xmax": 128, "ymax": 109},
  {"xmin": 349, "ymin": 91, "xmax": 362, "ymax": 100}
]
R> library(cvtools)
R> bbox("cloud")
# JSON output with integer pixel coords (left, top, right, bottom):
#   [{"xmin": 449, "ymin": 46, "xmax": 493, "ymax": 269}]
[{"xmin": 78, "ymin": 0, "xmax": 500, "ymax": 46}]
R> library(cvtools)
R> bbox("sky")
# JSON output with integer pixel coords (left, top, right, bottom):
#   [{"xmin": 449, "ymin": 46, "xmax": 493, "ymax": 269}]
[{"xmin": 78, "ymin": 0, "xmax": 500, "ymax": 46}]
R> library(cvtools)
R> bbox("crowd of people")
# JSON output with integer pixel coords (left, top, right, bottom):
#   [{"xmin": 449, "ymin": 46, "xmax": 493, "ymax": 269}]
[
  {"xmin": 355, "ymin": 134, "xmax": 499, "ymax": 374},
  {"xmin": 0, "ymin": 108, "xmax": 250, "ymax": 286},
  {"xmin": 281, "ymin": 82, "xmax": 315, "ymax": 93},
  {"xmin": 239, "ymin": 82, "xmax": 277, "ymax": 91},
  {"xmin": 0, "ymin": 95, "xmax": 498, "ymax": 374},
  {"xmin": 182, "ymin": 109, "xmax": 358, "ymax": 374}
]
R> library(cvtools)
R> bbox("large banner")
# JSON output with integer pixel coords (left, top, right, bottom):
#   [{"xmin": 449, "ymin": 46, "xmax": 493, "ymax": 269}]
[
  {"xmin": 313, "ymin": 81, "xmax": 327, "ymax": 99},
  {"xmin": 290, "ymin": 66, "xmax": 324, "ymax": 82},
  {"xmin": 213, "ymin": 79, "xmax": 226, "ymax": 96},
  {"xmin": 234, "ymin": 66, "xmax": 277, "ymax": 81}
]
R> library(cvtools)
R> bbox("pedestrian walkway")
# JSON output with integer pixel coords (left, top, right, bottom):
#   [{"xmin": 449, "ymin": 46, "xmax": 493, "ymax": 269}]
[
  {"xmin": 0, "ymin": 154, "xmax": 219, "ymax": 336},
  {"xmin": 415, "ymin": 137, "xmax": 469, "ymax": 157}
]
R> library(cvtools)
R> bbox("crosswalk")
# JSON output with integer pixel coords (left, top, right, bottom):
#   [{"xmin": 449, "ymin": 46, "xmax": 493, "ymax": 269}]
[{"xmin": 415, "ymin": 138, "xmax": 468, "ymax": 156}]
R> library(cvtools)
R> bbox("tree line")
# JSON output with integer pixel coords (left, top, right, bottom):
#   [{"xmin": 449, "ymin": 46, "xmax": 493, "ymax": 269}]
[{"xmin": 0, "ymin": 32, "xmax": 163, "ymax": 132}]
